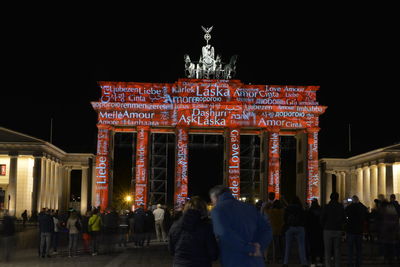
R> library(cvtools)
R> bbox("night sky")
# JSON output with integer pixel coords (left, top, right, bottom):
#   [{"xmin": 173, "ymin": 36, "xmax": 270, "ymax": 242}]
[{"xmin": 2, "ymin": 10, "xmax": 398, "ymax": 161}]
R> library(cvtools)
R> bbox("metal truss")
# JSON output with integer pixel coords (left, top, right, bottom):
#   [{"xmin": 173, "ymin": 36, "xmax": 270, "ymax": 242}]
[
  {"xmin": 240, "ymin": 135, "xmax": 261, "ymax": 201},
  {"xmin": 149, "ymin": 133, "xmax": 175, "ymax": 206}
]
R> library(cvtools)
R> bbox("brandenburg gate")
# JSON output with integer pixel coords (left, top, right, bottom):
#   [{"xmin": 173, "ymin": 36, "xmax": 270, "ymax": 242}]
[{"xmin": 91, "ymin": 27, "xmax": 327, "ymax": 210}]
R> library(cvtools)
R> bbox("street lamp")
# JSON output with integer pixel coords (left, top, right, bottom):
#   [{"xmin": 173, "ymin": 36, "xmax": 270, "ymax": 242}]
[{"xmin": 125, "ymin": 195, "xmax": 132, "ymax": 202}]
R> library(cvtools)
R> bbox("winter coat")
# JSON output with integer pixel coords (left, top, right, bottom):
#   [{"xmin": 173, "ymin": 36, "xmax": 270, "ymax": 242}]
[
  {"xmin": 144, "ymin": 210, "xmax": 155, "ymax": 232},
  {"xmin": 284, "ymin": 204, "xmax": 306, "ymax": 229},
  {"xmin": 2, "ymin": 215, "xmax": 15, "ymax": 236},
  {"xmin": 38, "ymin": 212, "xmax": 54, "ymax": 233},
  {"xmin": 103, "ymin": 211, "xmax": 119, "ymax": 233},
  {"xmin": 345, "ymin": 202, "xmax": 368, "ymax": 234},
  {"xmin": 169, "ymin": 209, "xmax": 218, "ymax": 267},
  {"xmin": 211, "ymin": 192, "xmax": 272, "ymax": 267},
  {"xmin": 378, "ymin": 203, "xmax": 400, "ymax": 244},
  {"xmin": 265, "ymin": 208, "xmax": 284, "ymax": 235},
  {"xmin": 133, "ymin": 208, "xmax": 146, "ymax": 233},
  {"xmin": 321, "ymin": 201, "xmax": 345, "ymax": 231}
]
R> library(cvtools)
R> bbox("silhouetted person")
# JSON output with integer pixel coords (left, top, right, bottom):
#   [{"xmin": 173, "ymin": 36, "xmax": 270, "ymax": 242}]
[
  {"xmin": 306, "ymin": 198, "xmax": 324, "ymax": 266},
  {"xmin": 66, "ymin": 211, "xmax": 80, "ymax": 257},
  {"xmin": 321, "ymin": 192, "xmax": 345, "ymax": 267},
  {"xmin": 21, "ymin": 209, "xmax": 28, "ymax": 228},
  {"xmin": 377, "ymin": 199, "xmax": 399, "ymax": 264},
  {"xmin": 144, "ymin": 209, "xmax": 155, "ymax": 246},
  {"xmin": 169, "ymin": 196, "xmax": 218, "ymax": 267},
  {"xmin": 103, "ymin": 207, "xmax": 119, "ymax": 253},
  {"xmin": 1, "ymin": 211, "xmax": 16, "ymax": 262},
  {"xmin": 389, "ymin": 194, "xmax": 400, "ymax": 216},
  {"xmin": 81, "ymin": 211, "xmax": 91, "ymax": 253},
  {"xmin": 345, "ymin": 195, "xmax": 367, "ymax": 267},
  {"xmin": 133, "ymin": 205, "xmax": 146, "ymax": 247},
  {"xmin": 282, "ymin": 196, "xmax": 308, "ymax": 267},
  {"xmin": 210, "ymin": 185, "xmax": 272, "ymax": 267},
  {"xmin": 118, "ymin": 210, "xmax": 129, "ymax": 247},
  {"xmin": 263, "ymin": 199, "xmax": 284, "ymax": 263},
  {"xmin": 38, "ymin": 208, "xmax": 54, "ymax": 258}
]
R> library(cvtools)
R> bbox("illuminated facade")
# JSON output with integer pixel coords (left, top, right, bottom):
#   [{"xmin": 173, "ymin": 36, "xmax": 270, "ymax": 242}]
[
  {"xmin": 320, "ymin": 143, "xmax": 400, "ymax": 207},
  {"xmin": 91, "ymin": 79, "xmax": 327, "ymax": 210},
  {"xmin": 0, "ymin": 127, "xmax": 94, "ymax": 217}
]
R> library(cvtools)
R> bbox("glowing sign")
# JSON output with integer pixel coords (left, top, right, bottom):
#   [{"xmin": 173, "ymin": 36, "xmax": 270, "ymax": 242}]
[
  {"xmin": 228, "ymin": 129, "xmax": 240, "ymax": 199},
  {"xmin": 175, "ymin": 128, "xmax": 189, "ymax": 207},
  {"xmin": 268, "ymin": 131, "xmax": 280, "ymax": 199}
]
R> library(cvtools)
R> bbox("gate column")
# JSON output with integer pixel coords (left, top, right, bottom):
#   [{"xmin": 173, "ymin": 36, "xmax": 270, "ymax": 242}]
[
  {"xmin": 306, "ymin": 128, "xmax": 320, "ymax": 202},
  {"xmin": 267, "ymin": 129, "xmax": 280, "ymax": 199},
  {"xmin": 175, "ymin": 127, "xmax": 189, "ymax": 208},
  {"xmin": 94, "ymin": 125, "xmax": 113, "ymax": 211},
  {"xmin": 134, "ymin": 126, "xmax": 150, "ymax": 209},
  {"xmin": 226, "ymin": 128, "xmax": 240, "ymax": 199}
]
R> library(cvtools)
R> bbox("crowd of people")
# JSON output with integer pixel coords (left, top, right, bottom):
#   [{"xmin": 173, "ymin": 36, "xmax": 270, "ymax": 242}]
[
  {"xmin": 259, "ymin": 192, "xmax": 400, "ymax": 267},
  {"xmin": 1, "ymin": 186, "xmax": 400, "ymax": 266}
]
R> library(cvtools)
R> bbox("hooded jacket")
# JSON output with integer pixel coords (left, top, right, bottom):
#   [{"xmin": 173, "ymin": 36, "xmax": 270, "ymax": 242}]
[
  {"xmin": 211, "ymin": 192, "xmax": 272, "ymax": 267},
  {"xmin": 169, "ymin": 209, "xmax": 218, "ymax": 267}
]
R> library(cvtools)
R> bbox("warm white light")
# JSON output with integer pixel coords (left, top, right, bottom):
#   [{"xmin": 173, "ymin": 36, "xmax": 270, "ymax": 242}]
[
  {"xmin": 125, "ymin": 195, "xmax": 132, "ymax": 202},
  {"xmin": 255, "ymin": 198, "xmax": 259, "ymax": 203}
]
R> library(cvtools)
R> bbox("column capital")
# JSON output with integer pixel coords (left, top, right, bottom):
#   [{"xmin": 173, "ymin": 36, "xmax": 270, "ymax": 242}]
[
  {"xmin": 306, "ymin": 127, "xmax": 320, "ymax": 133},
  {"xmin": 8, "ymin": 152, "xmax": 18, "ymax": 158},
  {"xmin": 81, "ymin": 165, "xmax": 89, "ymax": 170}
]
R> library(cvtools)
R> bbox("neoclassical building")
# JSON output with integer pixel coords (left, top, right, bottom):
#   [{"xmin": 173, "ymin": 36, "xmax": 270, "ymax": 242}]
[
  {"xmin": 320, "ymin": 143, "xmax": 400, "ymax": 207},
  {"xmin": 0, "ymin": 127, "xmax": 95, "ymax": 217}
]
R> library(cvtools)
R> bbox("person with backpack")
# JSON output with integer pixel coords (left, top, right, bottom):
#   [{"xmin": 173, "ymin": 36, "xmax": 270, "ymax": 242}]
[
  {"xmin": 88, "ymin": 208, "xmax": 102, "ymax": 256},
  {"xmin": 282, "ymin": 196, "xmax": 308, "ymax": 267},
  {"xmin": 168, "ymin": 196, "xmax": 218, "ymax": 267},
  {"xmin": 66, "ymin": 210, "xmax": 81, "ymax": 257}
]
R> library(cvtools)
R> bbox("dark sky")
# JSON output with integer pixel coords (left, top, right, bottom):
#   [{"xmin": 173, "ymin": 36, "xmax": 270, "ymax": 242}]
[{"xmin": 1, "ymin": 9, "xmax": 398, "ymax": 159}]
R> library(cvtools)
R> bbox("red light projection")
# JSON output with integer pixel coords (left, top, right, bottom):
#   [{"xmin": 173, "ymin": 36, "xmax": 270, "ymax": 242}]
[
  {"xmin": 175, "ymin": 128, "xmax": 189, "ymax": 207},
  {"xmin": 135, "ymin": 126, "xmax": 150, "ymax": 208},
  {"xmin": 228, "ymin": 129, "xmax": 240, "ymax": 199},
  {"xmin": 95, "ymin": 125, "xmax": 111, "ymax": 210},
  {"xmin": 268, "ymin": 131, "xmax": 280, "ymax": 199},
  {"xmin": 307, "ymin": 129, "xmax": 319, "ymax": 201},
  {"xmin": 92, "ymin": 79, "xmax": 326, "ymax": 208}
]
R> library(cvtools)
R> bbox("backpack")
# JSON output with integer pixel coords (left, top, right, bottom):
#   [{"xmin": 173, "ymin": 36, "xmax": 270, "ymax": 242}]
[{"xmin": 75, "ymin": 220, "xmax": 82, "ymax": 232}]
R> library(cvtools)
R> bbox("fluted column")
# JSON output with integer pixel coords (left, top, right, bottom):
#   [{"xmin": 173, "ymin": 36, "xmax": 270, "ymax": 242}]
[
  {"xmin": 38, "ymin": 157, "xmax": 46, "ymax": 210},
  {"xmin": 325, "ymin": 172, "xmax": 333, "ymax": 204},
  {"xmin": 356, "ymin": 168, "xmax": 363, "ymax": 201},
  {"xmin": 175, "ymin": 127, "xmax": 190, "ymax": 208},
  {"xmin": 32, "ymin": 155, "xmax": 43, "ymax": 214},
  {"xmin": 8, "ymin": 154, "xmax": 18, "ymax": 216},
  {"xmin": 378, "ymin": 163, "xmax": 386, "ymax": 197},
  {"xmin": 386, "ymin": 164, "xmax": 394, "ymax": 197},
  {"xmin": 335, "ymin": 172, "xmax": 341, "ymax": 199},
  {"xmin": 350, "ymin": 170, "xmax": 357, "ymax": 197},
  {"xmin": 81, "ymin": 166, "xmax": 89, "ymax": 214},
  {"xmin": 370, "ymin": 165, "xmax": 378, "ymax": 202},
  {"xmin": 345, "ymin": 171, "xmax": 351, "ymax": 198},
  {"xmin": 44, "ymin": 158, "xmax": 51, "ymax": 208},
  {"xmin": 49, "ymin": 160, "xmax": 56, "ymax": 209},
  {"xmin": 56, "ymin": 164, "xmax": 63, "ymax": 210},
  {"xmin": 363, "ymin": 166, "xmax": 371, "ymax": 207}
]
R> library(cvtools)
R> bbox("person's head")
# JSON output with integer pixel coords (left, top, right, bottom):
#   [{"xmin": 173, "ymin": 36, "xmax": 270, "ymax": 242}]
[
  {"xmin": 352, "ymin": 195, "xmax": 359, "ymax": 203},
  {"xmin": 390, "ymin": 194, "xmax": 396, "ymax": 202},
  {"xmin": 92, "ymin": 208, "xmax": 98, "ymax": 215},
  {"xmin": 209, "ymin": 185, "xmax": 231, "ymax": 205},
  {"xmin": 183, "ymin": 196, "xmax": 208, "ymax": 218},
  {"xmin": 157, "ymin": 204, "xmax": 162, "ymax": 209},
  {"xmin": 311, "ymin": 198, "xmax": 320, "ymax": 208},
  {"xmin": 268, "ymin": 192, "xmax": 276, "ymax": 201},
  {"xmin": 378, "ymin": 194, "xmax": 385, "ymax": 201},
  {"xmin": 330, "ymin": 192, "xmax": 339, "ymax": 202}
]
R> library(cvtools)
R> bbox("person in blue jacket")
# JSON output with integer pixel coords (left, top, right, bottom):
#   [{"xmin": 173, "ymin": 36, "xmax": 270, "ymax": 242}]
[{"xmin": 210, "ymin": 185, "xmax": 272, "ymax": 267}]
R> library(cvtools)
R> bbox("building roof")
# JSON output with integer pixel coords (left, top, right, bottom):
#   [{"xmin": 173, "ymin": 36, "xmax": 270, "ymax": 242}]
[{"xmin": 0, "ymin": 127, "xmax": 46, "ymax": 143}]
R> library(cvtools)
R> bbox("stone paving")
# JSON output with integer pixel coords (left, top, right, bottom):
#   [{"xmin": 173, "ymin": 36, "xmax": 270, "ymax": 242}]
[{"xmin": 0, "ymin": 226, "xmax": 397, "ymax": 266}]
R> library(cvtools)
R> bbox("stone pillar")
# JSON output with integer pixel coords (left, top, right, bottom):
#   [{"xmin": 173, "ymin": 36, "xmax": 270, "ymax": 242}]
[
  {"xmin": 386, "ymin": 163, "xmax": 394, "ymax": 197},
  {"xmin": 350, "ymin": 169, "xmax": 357, "ymax": 197},
  {"xmin": 370, "ymin": 165, "xmax": 378, "ymax": 202},
  {"xmin": 38, "ymin": 157, "xmax": 46, "ymax": 210},
  {"xmin": 268, "ymin": 130, "xmax": 280, "ymax": 199},
  {"xmin": 295, "ymin": 131, "xmax": 307, "ymax": 203},
  {"xmin": 345, "ymin": 171, "xmax": 351, "ymax": 198},
  {"xmin": 363, "ymin": 166, "xmax": 370, "ymax": 207},
  {"xmin": 81, "ymin": 166, "xmax": 89, "ymax": 214},
  {"xmin": 8, "ymin": 154, "xmax": 18, "ymax": 215},
  {"xmin": 32, "ymin": 155, "xmax": 42, "ymax": 214},
  {"xmin": 335, "ymin": 172, "xmax": 342, "ymax": 199},
  {"xmin": 49, "ymin": 160, "xmax": 56, "ymax": 209},
  {"xmin": 226, "ymin": 128, "xmax": 240, "ymax": 200},
  {"xmin": 259, "ymin": 131, "xmax": 268, "ymax": 202},
  {"xmin": 306, "ymin": 129, "xmax": 320, "ymax": 202},
  {"xmin": 134, "ymin": 126, "xmax": 150, "ymax": 209},
  {"xmin": 44, "ymin": 158, "xmax": 51, "ymax": 208},
  {"xmin": 356, "ymin": 168, "xmax": 363, "ymax": 201},
  {"xmin": 175, "ymin": 128, "xmax": 189, "ymax": 208},
  {"xmin": 325, "ymin": 172, "xmax": 333, "ymax": 204},
  {"xmin": 57, "ymin": 164, "xmax": 63, "ymax": 210},
  {"xmin": 66, "ymin": 167, "xmax": 72, "ymax": 209},
  {"xmin": 378, "ymin": 163, "xmax": 386, "ymax": 197}
]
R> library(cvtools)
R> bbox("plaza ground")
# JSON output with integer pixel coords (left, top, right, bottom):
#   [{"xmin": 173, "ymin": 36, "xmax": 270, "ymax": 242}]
[{"xmin": 0, "ymin": 223, "xmax": 396, "ymax": 266}]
